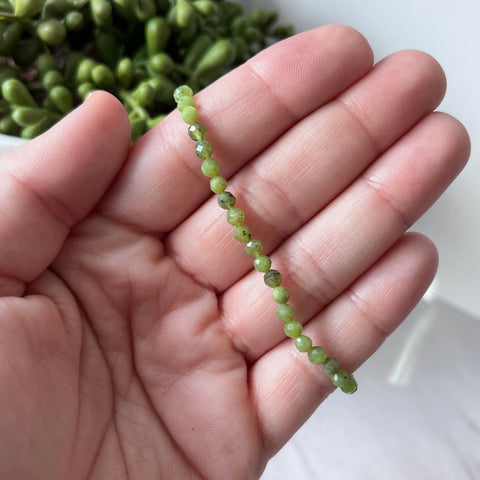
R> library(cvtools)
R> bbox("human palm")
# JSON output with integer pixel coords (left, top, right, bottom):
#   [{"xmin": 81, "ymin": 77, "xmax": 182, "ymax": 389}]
[{"xmin": 0, "ymin": 26, "xmax": 469, "ymax": 479}]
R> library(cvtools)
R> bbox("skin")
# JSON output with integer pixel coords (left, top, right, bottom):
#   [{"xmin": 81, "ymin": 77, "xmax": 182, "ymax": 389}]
[{"xmin": 0, "ymin": 25, "xmax": 470, "ymax": 480}]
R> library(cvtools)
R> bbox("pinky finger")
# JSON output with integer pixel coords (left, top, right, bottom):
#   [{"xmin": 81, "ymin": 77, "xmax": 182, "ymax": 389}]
[{"xmin": 251, "ymin": 232, "xmax": 438, "ymax": 457}]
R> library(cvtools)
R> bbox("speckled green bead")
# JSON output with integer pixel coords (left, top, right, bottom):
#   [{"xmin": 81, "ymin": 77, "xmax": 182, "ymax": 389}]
[
  {"xmin": 332, "ymin": 370, "xmax": 357, "ymax": 394},
  {"xmin": 264, "ymin": 269, "xmax": 282, "ymax": 287},
  {"xmin": 322, "ymin": 357, "xmax": 340, "ymax": 375},
  {"xmin": 188, "ymin": 122, "xmax": 207, "ymax": 141},
  {"xmin": 245, "ymin": 239, "xmax": 263, "ymax": 257},
  {"xmin": 210, "ymin": 176, "xmax": 227, "ymax": 193},
  {"xmin": 234, "ymin": 225, "xmax": 251, "ymax": 242},
  {"xmin": 276, "ymin": 304, "xmax": 294, "ymax": 322},
  {"xmin": 177, "ymin": 95, "xmax": 195, "ymax": 112},
  {"xmin": 173, "ymin": 85, "xmax": 193, "ymax": 102},
  {"xmin": 308, "ymin": 346, "xmax": 326, "ymax": 365},
  {"xmin": 295, "ymin": 335, "xmax": 313, "ymax": 353},
  {"xmin": 226, "ymin": 207, "xmax": 245, "ymax": 226},
  {"xmin": 217, "ymin": 191, "xmax": 236, "ymax": 209},
  {"xmin": 182, "ymin": 105, "xmax": 198, "ymax": 124},
  {"xmin": 201, "ymin": 158, "xmax": 220, "ymax": 177},
  {"xmin": 284, "ymin": 320, "xmax": 302, "ymax": 338},
  {"xmin": 253, "ymin": 255, "xmax": 271, "ymax": 272},
  {"xmin": 195, "ymin": 139, "xmax": 213, "ymax": 159},
  {"xmin": 272, "ymin": 286, "xmax": 290, "ymax": 304}
]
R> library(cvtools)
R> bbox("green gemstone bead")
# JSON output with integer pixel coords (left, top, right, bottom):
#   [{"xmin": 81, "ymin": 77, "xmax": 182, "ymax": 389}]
[
  {"xmin": 245, "ymin": 239, "xmax": 263, "ymax": 257},
  {"xmin": 284, "ymin": 320, "xmax": 302, "ymax": 338},
  {"xmin": 195, "ymin": 139, "xmax": 213, "ymax": 159},
  {"xmin": 295, "ymin": 335, "xmax": 313, "ymax": 353},
  {"xmin": 174, "ymin": 85, "xmax": 193, "ymax": 102},
  {"xmin": 332, "ymin": 370, "xmax": 357, "ymax": 394},
  {"xmin": 210, "ymin": 176, "xmax": 227, "ymax": 193},
  {"xmin": 253, "ymin": 255, "xmax": 271, "ymax": 272},
  {"xmin": 308, "ymin": 346, "xmax": 326, "ymax": 364},
  {"xmin": 272, "ymin": 286, "xmax": 290, "ymax": 304},
  {"xmin": 322, "ymin": 357, "xmax": 340, "ymax": 375},
  {"xmin": 264, "ymin": 269, "xmax": 282, "ymax": 287},
  {"xmin": 226, "ymin": 207, "xmax": 245, "ymax": 226},
  {"xmin": 188, "ymin": 122, "xmax": 207, "ymax": 141},
  {"xmin": 177, "ymin": 95, "xmax": 195, "ymax": 112},
  {"xmin": 182, "ymin": 106, "xmax": 198, "ymax": 124},
  {"xmin": 233, "ymin": 225, "xmax": 251, "ymax": 242},
  {"xmin": 276, "ymin": 304, "xmax": 294, "ymax": 322},
  {"xmin": 201, "ymin": 158, "xmax": 220, "ymax": 178},
  {"xmin": 217, "ymin": 191, "xmax": 236, "ymax": 209}
]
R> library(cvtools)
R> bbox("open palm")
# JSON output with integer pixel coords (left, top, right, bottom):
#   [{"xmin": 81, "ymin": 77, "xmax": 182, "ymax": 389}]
[{"xmin": 0, "ymin": 26, "xmax": 469, "ymax": 480}]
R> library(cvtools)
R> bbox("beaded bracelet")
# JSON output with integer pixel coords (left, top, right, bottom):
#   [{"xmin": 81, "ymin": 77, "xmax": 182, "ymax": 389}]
[{"xmin": 173, "ymin": 85, "xmax": 357, "ymax": 394}]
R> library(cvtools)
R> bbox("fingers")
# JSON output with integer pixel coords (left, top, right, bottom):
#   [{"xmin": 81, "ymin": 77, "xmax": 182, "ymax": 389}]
[
  {"xmin": 99, "ymin": 25, "xmax": 374, "ymax": 231},
  {"xmin": 251, "ymin": 233, "xmax": 438, "ymax": 456},
  {"xmin": 167, "ymin": 49, "xmax": 449, "ymax": 290},
  {"xmin": 0, "ymin": 92, "xmax": 130, "ymax": 296}
]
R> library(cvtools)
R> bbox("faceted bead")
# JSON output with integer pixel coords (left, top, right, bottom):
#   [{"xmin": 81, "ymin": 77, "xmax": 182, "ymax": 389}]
[
  {"xmin": 182, "ymin": 105, "xmax": 198, "ymax": 124},
  {"xmin": 174, "ymin": 85, "xmax": 193, "ymax": 102},
  {"xmin": 234, "ymin": 225, "xmax": 251, "ymax": 242},
  {"xmin": 201, "ymin": 158, "xmax": 220, "ymax": 177},
  {"xmin": 276, "ymin": 304, "xmax": 294, "ymax": 322},
  {"xmin": 308, "ymin": 346, "xmax": 326, "ymax": 365},
  {"xmin": 295, "ymin": 335, "xmax": 313, "ymax": 352},
  {"xmin": 284, "ymin": 320, "xmax": 302, "ymax": 338},
  {"xmin": 217, "ymin": 191, "xmax": 236, "ymax": 209},
  {"xmin": 210, "ymin": 176, "xmax": 227, "ymax": 193},
  {"xmin": 264, "ymin": 269, "xmax": 282, "ymax": 287},
  {"xmin": 226, "ymin": 207, "xmax": 245, "ymax": 226},
  {"xmin": 177, "ymin": 95, "xmax": 195, "ymax": 112},
  {"xmin": 245, "ymin": 239, "xmax": 263, "ymax": 257},
  {"xmin": 253, "ymin": 255, "xmax": 271, "ymax": 272},
  {"xmin": 332, "ymin": 370, "xmax": 358, "ymax": 394},
  {"xmin": 322, "ymin": 357, "xmax": 340, "ymax": 375},
  {"xmin": 195, "ymin": 139, "xmax": 213, "ymax": 159},
  {"xmin": 188, "ymin": 122, "xmax": 207, "ymax": 141},
  {"xmin": 272, "ymin": 286, "xmax": 290, "ymax": 304}
]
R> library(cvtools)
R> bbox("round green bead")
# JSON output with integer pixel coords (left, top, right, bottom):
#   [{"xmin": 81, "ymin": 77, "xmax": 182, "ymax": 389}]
[
  {"xmin": 245, "ymin": 239, "xmax": 263, "ymax": 257},
  {"xmin": 182, "ymin": 105, "xmax": 198, "ymax": 124},
  {"xmin": 210, "ymin": 176, "xmax": 227, "ymax": 193},
  {"xmin": 177, "ymin": 95, "xmax": 195, "ymax": 112},
  {"xmin": 276, "ymin": 304, "xmax": 294, "ymax": 322},
  {"xmin": 201, "ymin": 158, "xmax": 220, "ymax": 177},
  {"xmin": 264, "ymin": 269, "xmax": 282, "ymax": 287},
  {"xmin": 332, "ymin": 370, "xmax": 357, "ymax": 394},
  {"xmin": 233, "ymin": 225, "xmax": 251, "ymax": 242},
  {"xmin": 253, "ymin": 255, "xmax": 271, "ymax": 272},
  {"xmin": 188, "ymin": 122, "xmax": 207, "ymax": 141},
  {"xmin": 195, "ymin": 139, "xmax": 213, "ymax": 159},
  {"xmin": 272, "ymin": 286, "xmax": 290, "ymax": 304},
  {"xmin": 284, "ymin": 320, "xmax": 302, "ymax": 338},
  {"xmin": 217, "ymin": 191, "xmax": 236, "ymax": 209},
  {"xmin": 308, "ymin": 346, "xmax": 326, "ymax": 365},
  {"xmin": 174, "ymin": 85, "xmax": 193, "ymax": 102},
  {"xmin": 322, "ymin": 357, "xmax": 340, "ymax": 375},
  {"xmin": 227, "ymin": 207, "xmax": 245, "ymax": 226},
  {"xmin": 295, "ymin": 335, "xmax": 313, "ymax": 353}
]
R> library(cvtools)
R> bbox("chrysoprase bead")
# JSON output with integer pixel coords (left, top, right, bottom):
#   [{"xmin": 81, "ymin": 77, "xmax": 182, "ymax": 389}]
[
  {"xmin": 308, "ymin": 346, "xmax": 326, "ymax": 364},
  {"xmin": 276, "ymin": 304, "xmax": 294, "ymax": 322},
  {"xmin": 201, "ymin": 158, "xmax": 220, "ymax": 177},
  {"xmin": 188, "ymin": 122, "xmax": 207, "ymax": 141},
  {"xmin": 272, "ymin": 286, "xmax": 290, "ymax": 304},
  {"xmin": 332, "ymin": 370, "xmax": 358, "ymax": 394},
  {"xmin": 284, "ymin": 320, "xmax": 302, "ymax": 338},
  {"xmin": 264, "ymin": 269, "xmax": 282, "ymax": 287},
  {"xmin": 177, "ymin": 95, "xmax": 195, "ymax": 112},
  {"xmin": 234, "ymin": 225, "xmax": 251, "ymax": 242},
  {"xmin": 245, "ymin": 239, "xmax": 263, "ymax": 257},
  {"xmin": 253, "ymin": 255, "xmax": 271, "ymax": 272},
  {"xmin": 322, "ymin": 357, "xmax": 340, "ymax": 375},
  {"xmin": 195, "ymin": 139, "xmax": 213, "ymax": 159},
  {"xmin": 226, "ymin": 207, "xmax": 245, "ymax": 226},
  {"xmin": 174, "ymin": 85, "xmax": 193, "ymax": 102},
  {"xmin": 217, "ymin": 191, "xmax": 236, "ymax": 209},
  {"xmin": 210, "ymin": 176, "xmax": 227, "ymax": 193},
  {"xmin": 295, "ymin": 335, "xmax": 313, "ymax": 353},
  {"xmin": 182, "ymin": 105, "xmax": 198, "ymax": 124}
]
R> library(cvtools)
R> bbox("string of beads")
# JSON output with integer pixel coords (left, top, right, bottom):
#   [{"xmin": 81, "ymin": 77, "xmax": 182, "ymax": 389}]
[{"xmin": 173, "ymin": 85, "xmax": 357, "ymax": 394}]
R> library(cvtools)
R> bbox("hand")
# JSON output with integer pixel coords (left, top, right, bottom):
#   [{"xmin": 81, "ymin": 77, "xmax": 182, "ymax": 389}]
[{"xmin": 0, "ymin": 25, "xmax": 469, "ymax": 480}]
